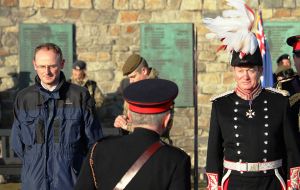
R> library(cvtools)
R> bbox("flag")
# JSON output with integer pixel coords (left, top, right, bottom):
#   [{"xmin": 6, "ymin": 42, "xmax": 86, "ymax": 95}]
[{"xmin": 255, "ymin": 9, "xmax": 274, "ymax": 87}]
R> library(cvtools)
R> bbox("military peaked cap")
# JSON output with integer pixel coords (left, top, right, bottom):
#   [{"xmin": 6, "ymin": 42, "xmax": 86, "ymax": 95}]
[
  {"xmin": 73, "ymin": 60, "xmax": 87, "ymax": 70},
  {"xmin": 287, "ymin": 35, "xmax": 300, "ymax": 53},
  {"xmin": 123, "ymin": 79, "xmax": 178, "ymax": 114},
  {"xmin": 122, "ymin": 54, "xmax": 147, "ymax": 76},
  {"xmin": 276, "ymin": 54, "xmax": 290, "ymax": 64}
]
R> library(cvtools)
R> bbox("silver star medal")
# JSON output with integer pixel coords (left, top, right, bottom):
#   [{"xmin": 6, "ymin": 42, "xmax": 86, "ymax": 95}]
[{"xmin": 246, "ymin": 100, "xmax": 255, "ymax": 118}]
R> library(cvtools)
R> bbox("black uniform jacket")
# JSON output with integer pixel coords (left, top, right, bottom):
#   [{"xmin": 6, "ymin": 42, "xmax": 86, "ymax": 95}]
[
  {"xmin": 75, "ymin": 128, "xmax": 191, "ymax": 190},
  {"xmin": 206, "ymin": 89, "xmax": 300, "ymax": 184},
  {"xmin": 278, "ymin": 76, "xmax": 300, "ymax": 127}
]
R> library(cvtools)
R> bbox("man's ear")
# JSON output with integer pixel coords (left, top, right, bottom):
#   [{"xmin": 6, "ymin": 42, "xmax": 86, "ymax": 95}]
[
  {"xmin": 60, "ymin": 59, "xmax": 65, "ymax": 69},
  {"xmin": 163, "ymin": 112, "xmax": 171, "ymax": 129},
  {"xmin": 33, "ymin": 60, "xmax": 37, "ymax": 71},
  {"xmin": 141, "ymin": 67, "xmax": 148, "ymax": 75}
]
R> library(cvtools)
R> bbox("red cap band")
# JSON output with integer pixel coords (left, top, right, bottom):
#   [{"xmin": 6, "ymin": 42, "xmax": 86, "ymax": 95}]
[
  {"xmin": 128, "ymin": 101, "xmax": 173, "ymax": 114},
  {"xmin": 293, "ymin": 41, "xmax": 300, "ymax": 51}
]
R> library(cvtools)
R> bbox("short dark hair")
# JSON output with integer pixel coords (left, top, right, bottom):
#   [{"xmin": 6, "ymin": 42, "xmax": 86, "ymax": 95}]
[{"xmin": 34, "ymin": 43, "xmax": 63, "ymax": 62}]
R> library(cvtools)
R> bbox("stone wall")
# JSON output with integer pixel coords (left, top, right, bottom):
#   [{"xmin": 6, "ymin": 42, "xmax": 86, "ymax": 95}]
[{"xmin": 0, "ymin": 0, "xmax": 300, "ymax": 179}]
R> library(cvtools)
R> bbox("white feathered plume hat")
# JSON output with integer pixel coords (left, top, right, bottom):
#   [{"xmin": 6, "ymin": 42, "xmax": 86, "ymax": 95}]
[{"xmin": 203, "ymin": 0, "xmax": 263, "ymax": 66}]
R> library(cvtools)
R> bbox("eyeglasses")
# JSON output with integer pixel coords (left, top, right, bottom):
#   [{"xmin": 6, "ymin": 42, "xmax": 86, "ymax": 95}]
[{"xmin": 36, "ymin": 64, "xmax": 59, "ymax": 70}]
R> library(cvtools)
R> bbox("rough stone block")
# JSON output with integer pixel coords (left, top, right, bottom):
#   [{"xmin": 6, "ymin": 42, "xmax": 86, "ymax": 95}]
[
  {"xmin": 291, "ymin": 8, "xmax": 300, "ymax": 16},
  {"xmin": 2, "ymin": 0, "xmax": 17, "ymax": 6},
  {"xmin": 97, "ymin": 52, "xmax": 111, "ymax": 61},
  {"xmin": 198, "ymin": 50, "xmax": 217, "ymax": 62},
  {"xmin": 199, "ymin": 73, "xmax": 221, "ymax": 84},
  {"xmin": 0, "ymin": 66, "xmax": 16, "ymax": 77},
  {"xmin": 222, "ymin": 71, "xmax": 234, "ymax": 85},
  {"xmin": 66, "ymin": 9, "xmax": 81, "ymax": 19},
  {"xmin": 206, "ymin": 63, "xmax": 227, "ymax": 72},
  {"xmin": 246, "ymin": 0, "xmax": 259, "ymax": 8},
  {"xmin": 198, "ymin": 94, "xmax": 211, "ymax": 105},
  {"xmin": 145, "ymin": 0, "xmax": 166, "ymax": 10},
  {"xmin": 41, "ymin": 9, "xmax": 66, "ymax": 18},
  {"xmin": 0, "ymin": 77, "xmax": 16, "ymax": 90},
  {"xmin": 202, "ymin": 84, "xmax": 227, "ymax": 94},
  {"xmin": 181, "ymin": 0, "xmax": 201, "ymax": 10},
  {"xmin": 109, "ymin": 25, "xmax": 121, "ymax": 37},
  {"xmin": 203, "ymin": 0, "xmax": 217, "ymax": 10},
  {"xmin": 166, "ymin": 0, "xmax": 181, "ymax": 10},
  {"xmin": 78, "ymin": 52, "xmax": 98, "ymax": 62},
  {"xmin": 19, "ymin": 0, "xmax": 34, "ymax": 7},
  {"xmin": 70, "ymin": 0, "xmax": 92, "ymax": 9},
  {"xmin": 262, "ymin": 0, "xmax": 283, "ymax": 8},
  {"xmin": 284, "ymin": 0, "xmax": 296, "ymax": 8},
  {"xmin": 138, "ymin": 11, "xmax": 152, "ymax": 22},
  {"xmin": 95, "ymin": 0, "xmax": 112, "ymax": 10},
  {"xmin": 0, "ymin": 48, "xmax": 9, "ymax": 57},
  {"xmin": 3, "ymin": 55, "xmax": 18, "ymax": 66},
  {"xmin": 54, "ymin": 0, "xmax": 69, "ymax": 9},
  {"xmin": 0, "ymin": 17, "xmax": 13, "ymax": 27},
  {"xmin": 151, "ymin": 10, "xmax": 177, "ymax": 22},
  {"xmin": 96, "ymin": 10, "xmax": 118, "ymax": 24},
  {"xmin": 130, "ymin": 0, "xmax": 144, "ymax": 9},
  {"xmin": 11, "ymin": 8, "xmax": 37, "ymax": 18},
  {"xmin": 261, "ymin": 8, "xmax": 273, "ymax": 19},
  {"xmin": 80, "ymin": 10, "xmax": 100, "ymax": 22},
  {"xmin": 177, "ymin": 11, "xmax": 202, "ymax": 22},
  {"xmin": 114, "ymin": 0, "xmax": 129, "ymax": 10},
  {"xmin": 34, "ymin": 0, "xmax": 53, "ymax": 8},
  {"xmin": 119, "ymin": 11, "xmax": 139, "ymax": 23},
  {"xmin": 273, "ymin": 8, "xmax": 291, "ymax": 17},
  {"xmin": 297, "ymin": 0, "xmax": 300, "ymax": 7}
]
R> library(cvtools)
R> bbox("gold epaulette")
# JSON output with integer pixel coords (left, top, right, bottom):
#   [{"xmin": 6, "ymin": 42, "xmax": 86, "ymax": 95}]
[
  {"xmin": 210, "ymin": 90, "xmax": 234, "ymax": 102},
  {"xmin": 265, "ymin": 87, "xmax": 290, "ymax": 96}
]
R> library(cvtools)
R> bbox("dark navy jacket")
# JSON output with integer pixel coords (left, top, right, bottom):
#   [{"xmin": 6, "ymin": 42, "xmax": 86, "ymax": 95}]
[
  {"xmin": 11, "ymin": 72, "xmax": 102, "ymax": 190},
  {"xmin": 206, "ymin": 89, "xmax": 300, "ymax": 187}
]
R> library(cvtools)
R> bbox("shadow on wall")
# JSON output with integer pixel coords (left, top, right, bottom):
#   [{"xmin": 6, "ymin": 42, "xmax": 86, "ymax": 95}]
[
  {"xmin": 96, "ymin": 78, "xmax": 130, "ymax": 136},
  {"xmin": 0, "ymin": 71, "xmax": 20, "ymax": 129}
]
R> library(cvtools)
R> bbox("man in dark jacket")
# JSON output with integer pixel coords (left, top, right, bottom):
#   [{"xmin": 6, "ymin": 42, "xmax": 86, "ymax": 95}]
[
  {"xmin": 11, "ymin": 43, "xmax": 102, "ymax": 190},
  {"xmin": 75, "ymin": 79, "xmax": 191, "ymax": 190}
]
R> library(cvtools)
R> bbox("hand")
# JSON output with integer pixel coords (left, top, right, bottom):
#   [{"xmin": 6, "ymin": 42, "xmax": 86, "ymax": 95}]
[{"xmin": 114, "ymin": 115, "xmax": 129, "ymax": 130}]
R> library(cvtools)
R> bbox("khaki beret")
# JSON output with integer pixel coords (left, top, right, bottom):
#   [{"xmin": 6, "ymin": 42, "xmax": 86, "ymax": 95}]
[{"xmin": 122, "ymin": 54, "xmax": 145, "ymax": 76}]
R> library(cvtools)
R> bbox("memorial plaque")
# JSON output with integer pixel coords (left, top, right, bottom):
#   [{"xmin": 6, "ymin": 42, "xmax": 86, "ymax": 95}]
[
  {"xmin": 264, "ymin": 21, "xmax": 300, "ymax": 71},
  {"xmin": 140, "ymin": 24, "xmax": 194, "ymax": 107},
  {"xmin": 19, "ymin": 23, "xmax": 74, "ymax": 89}
]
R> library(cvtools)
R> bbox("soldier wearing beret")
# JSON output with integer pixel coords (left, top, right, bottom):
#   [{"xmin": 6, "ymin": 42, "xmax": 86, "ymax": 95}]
[
  {"xmin": 69, "ymin": 60, "xmax": 105, "ymax": 114},
  {"xmin": 75, "ymin": 79, "xmax": 191, "ymax": 190},
  {"xmin": 203, "ymin": 2, "xmax": 300, "ymax": 189},
  {"xmin": 114, "ymin": 54, "xmax": 158, "ymax": 132}
]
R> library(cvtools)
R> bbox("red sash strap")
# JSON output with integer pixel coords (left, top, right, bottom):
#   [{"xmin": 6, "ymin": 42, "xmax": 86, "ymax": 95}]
[{"xmin": 113, "ymin": 141, "xmax": 164, "ymax": 190}]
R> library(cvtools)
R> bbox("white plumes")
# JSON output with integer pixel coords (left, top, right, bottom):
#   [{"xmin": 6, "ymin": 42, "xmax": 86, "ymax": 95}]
[{"xmin": 203, "ymin": 0, "xmax": 258, "ymax": 55}]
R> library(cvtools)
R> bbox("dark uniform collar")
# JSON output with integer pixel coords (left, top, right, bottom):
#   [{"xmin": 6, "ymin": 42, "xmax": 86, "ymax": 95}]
[
  {"xmin": 35, "ymin": 71, "xmax": 66, "ymax": 100},
  {"xmin": 132, "ymin": 127, "xmax": 160, "ymax": 140}
]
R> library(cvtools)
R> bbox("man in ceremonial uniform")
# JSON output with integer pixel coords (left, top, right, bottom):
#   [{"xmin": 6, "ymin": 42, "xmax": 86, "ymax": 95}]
[
  {"xmin": 206, "ymin": 47, "xmax": 300, "ymax": 190},
  {"xmin": 277, "ymin": 35, "xmax": 300, "ymax": 130},
  {"xmin": 203, "ymin": 1, "xmax": 300, "ymax": 188},
  {"xmin": 75, "ymin": 79, "xmax": 191, "ymax": 190}
]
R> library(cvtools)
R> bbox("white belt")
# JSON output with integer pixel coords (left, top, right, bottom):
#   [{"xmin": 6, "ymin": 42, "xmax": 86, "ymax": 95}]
[{"xmin": 223, "ymin": 159, "xmax": 282, "ymax": 172}]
